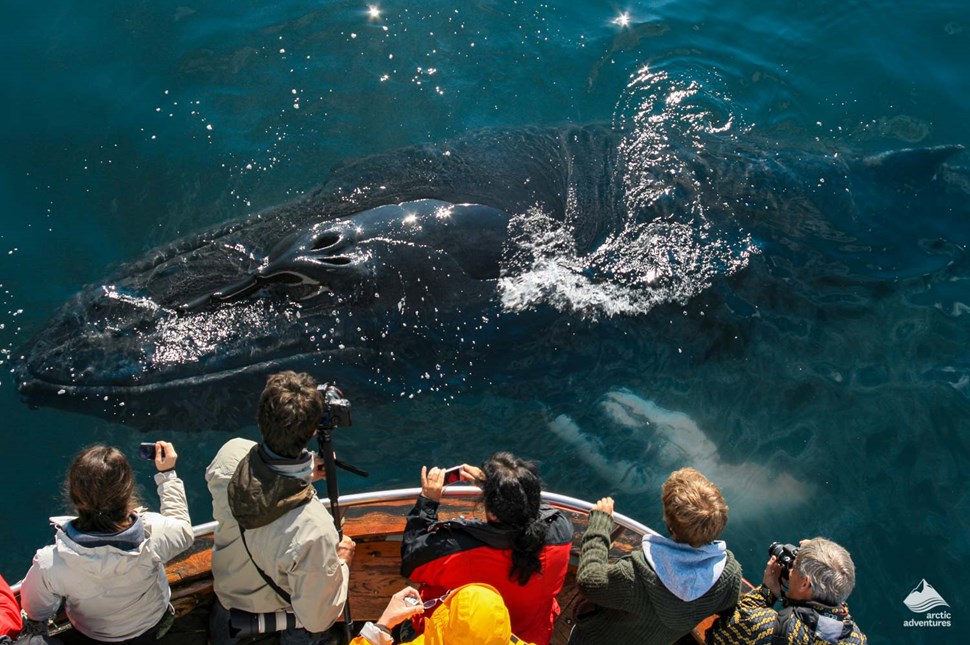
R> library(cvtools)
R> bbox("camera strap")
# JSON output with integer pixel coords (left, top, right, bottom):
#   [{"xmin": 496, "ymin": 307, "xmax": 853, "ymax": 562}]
[{"xmin": 238, "ymin": 526, "xmax": 292, "ymax": 604}]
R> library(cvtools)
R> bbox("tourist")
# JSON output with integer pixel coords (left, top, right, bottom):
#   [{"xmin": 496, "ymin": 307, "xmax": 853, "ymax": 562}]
[
  {"xmin": 707, "ymin": 537, "xmax": 868, "ymax": 644},
  {"xmin": 206, "ymin": 371, "xmax": 355, "ymax": 644},
  {"xmin": 400, "ymin": 452, "xmax": 572, "ymax": 645},
  {"xmin": 352, "ymin": 583, "xmax": 533, "ymax": 645},
  {"xmin": 20, "ymin": 442, "xmax": 193, "ymax": 643},
  {"xmin": 568, "ymin": 467, "xmax": 742, "ymax": 643}
]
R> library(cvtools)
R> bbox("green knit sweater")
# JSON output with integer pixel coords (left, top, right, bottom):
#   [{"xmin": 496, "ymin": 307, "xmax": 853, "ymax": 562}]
[{"xmin": 568, "ymin": 511, "xmax": 742, "ymax": 645}]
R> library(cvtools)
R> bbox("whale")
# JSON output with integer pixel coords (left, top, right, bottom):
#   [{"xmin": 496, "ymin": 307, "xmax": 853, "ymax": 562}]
[
  {"xmin": 11, "ymin": 124, "xmax": 968, "ymax": 431},
  {"xmin": 549, "ymin": 389, "xmax": 811, "ymax": 520}
]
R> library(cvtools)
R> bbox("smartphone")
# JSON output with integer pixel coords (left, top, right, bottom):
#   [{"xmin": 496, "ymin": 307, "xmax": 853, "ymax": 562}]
[
  {"xmin": 442, "ymin": 466, "xmax": 463, "ymax": 486},
  {"xmin": 138, "ymin": 442, "xmax": 157, "ymax": 460}
]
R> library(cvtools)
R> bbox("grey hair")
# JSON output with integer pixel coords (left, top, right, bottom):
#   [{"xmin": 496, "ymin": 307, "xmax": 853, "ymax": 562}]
[{"xmin": 796, "ymin": 537, "xmax": 856, "ymax": 605}]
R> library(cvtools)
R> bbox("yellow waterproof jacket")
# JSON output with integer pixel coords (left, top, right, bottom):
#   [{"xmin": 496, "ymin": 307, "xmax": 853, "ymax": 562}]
[{"xmin": 351, "ymin": 583, "xmax": 534, "ymax": 645}]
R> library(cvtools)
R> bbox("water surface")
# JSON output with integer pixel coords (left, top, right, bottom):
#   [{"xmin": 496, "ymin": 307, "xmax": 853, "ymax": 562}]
[{"xmin": 2, "ymin": 2, "xmax": 968, "ymax": 642}]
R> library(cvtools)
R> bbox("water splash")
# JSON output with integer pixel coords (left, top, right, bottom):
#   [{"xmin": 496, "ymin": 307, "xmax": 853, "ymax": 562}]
[{"xmin": 498, "ymin": 69, "xmax": 757, "ymax": 319}]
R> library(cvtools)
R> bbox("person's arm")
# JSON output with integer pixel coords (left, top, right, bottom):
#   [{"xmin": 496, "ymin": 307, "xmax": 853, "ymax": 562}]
[
  {"xmin": 706, "ymin": 587, "xmax": 779, "ymax": 645},
  {"xmin": 147, "ymin": 441, "xmax": 194, "ymax": 562},
  {"xmin": 19, "ymin": 549, "xmax": 61, "ymax": 623},
  {"xmin": 288, "ymin": 514, "xmax": 351, "ymax": 633},
  {"xmin": 0, "ymin": 574, "xmax": 22, "ymax": 638},
  {"xmin": 400, "ymin": 466, "xmax": 447, "ymax": 577},
  {"xmin": 706, "ymin": 558, "xmax": 782, "ymax": 645},
  {"xmin": 353, "ymin": 587, "xmax": 424, "ymax": 645},
  {"xmin": 575, "ymin": 498, "xmax": 637, "ymax": 612}
]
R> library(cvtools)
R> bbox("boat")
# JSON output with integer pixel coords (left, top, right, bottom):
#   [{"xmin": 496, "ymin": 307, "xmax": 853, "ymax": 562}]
[{"xmin": 10, "ymin": 487, "xmax": 752, "ymax": 644}]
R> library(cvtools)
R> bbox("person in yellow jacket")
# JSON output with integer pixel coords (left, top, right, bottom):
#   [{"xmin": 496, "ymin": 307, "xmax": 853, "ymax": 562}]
[{"xmin": 352, "ymin": 583, "xmax": 532, "ymax": 645}]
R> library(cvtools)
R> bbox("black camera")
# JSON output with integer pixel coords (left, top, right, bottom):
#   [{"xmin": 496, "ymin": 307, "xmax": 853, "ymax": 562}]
[
  {"xmin": 318, "ymin": 383, "xmax": 352, "ymax": 431},
  {"xmin": 768, "ymin": 542, "xmax": 799, "ymax": 581}
]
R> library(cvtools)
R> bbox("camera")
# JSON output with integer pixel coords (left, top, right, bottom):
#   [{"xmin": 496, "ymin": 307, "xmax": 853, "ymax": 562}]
[
  {"xmin": 318, "ymin": 384, "xmax": 352, "ymax": 431},
  {"xmin": 768, "ymin": 541, "xmax": 799, "ymax": 581},
  {"xmin": 138, "ymin": 442, "xmax": 157, "ymax": 460}
]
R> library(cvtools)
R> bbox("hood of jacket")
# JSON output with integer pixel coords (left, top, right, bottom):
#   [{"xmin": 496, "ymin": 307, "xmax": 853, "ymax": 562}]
[
  {"xmin": 64, "ymin": 515, "xmax": 145, "ymax": 551},
  {"xmin": 783, "ymin": 600, "xmax": 857, "ymax": 643},
  {"xmin": 49, "ymin": 516, "xmax": 157, "ymax": 577},
  {"xmin": 641, "ymin": 533, "xmax": 727, "ymax": 602},
  {"xmin": 228, "ymin": 444, "xmax": 315, "ymax": 529}
]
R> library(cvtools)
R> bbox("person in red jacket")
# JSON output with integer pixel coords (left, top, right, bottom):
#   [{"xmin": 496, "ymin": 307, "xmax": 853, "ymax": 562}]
[
  {"xmin": 400, "ymin": 452, "xmax": 572, "ymax": 645},
  {"xmin": 0, "ymin": 572, "xmax": 22, "ymax": 640}
]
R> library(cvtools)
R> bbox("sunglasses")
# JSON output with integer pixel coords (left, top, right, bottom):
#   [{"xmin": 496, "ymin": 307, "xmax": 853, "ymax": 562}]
[{"xmin": 413, "ymin": 590, "xmax": 451, "ymax": 610}]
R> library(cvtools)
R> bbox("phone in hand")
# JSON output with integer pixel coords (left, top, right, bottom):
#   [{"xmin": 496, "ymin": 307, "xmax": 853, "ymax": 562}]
[
  {"xmin": 442, "ymin": 465, "xmax": 463, "ymax": 486},
  {"xmin": 138, "ymin": 442, "xmax": 157, "ymax": 461}
]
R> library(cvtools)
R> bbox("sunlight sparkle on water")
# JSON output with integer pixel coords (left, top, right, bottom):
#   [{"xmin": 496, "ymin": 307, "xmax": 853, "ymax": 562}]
[
  {"xmin": 367, "ymin": 5, "xmax": 381, "ymax": 20},
  {"xmin": 612, "ymin": 12, "xmax": 631, "ymax": 28}
]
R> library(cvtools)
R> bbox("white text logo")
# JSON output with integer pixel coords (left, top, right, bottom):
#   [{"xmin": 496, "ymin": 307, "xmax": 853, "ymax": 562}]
[{"xmin": 903, "ymin": 580, "xmax": 951, "ymax": 628}]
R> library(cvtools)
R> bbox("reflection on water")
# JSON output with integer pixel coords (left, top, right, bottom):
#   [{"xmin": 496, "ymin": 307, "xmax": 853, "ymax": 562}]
[{"xmin": 2, "ymin": 2, "xmax": 969, "ymax": 643}]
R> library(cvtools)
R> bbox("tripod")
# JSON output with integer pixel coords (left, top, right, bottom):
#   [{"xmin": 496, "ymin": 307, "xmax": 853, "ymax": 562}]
[{"xmin": 317, "ymin": 424, "xmax": 368, "ymax": 643}]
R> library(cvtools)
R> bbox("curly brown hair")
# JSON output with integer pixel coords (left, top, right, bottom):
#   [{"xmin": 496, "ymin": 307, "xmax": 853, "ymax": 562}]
[
  {"xmin": 661, "ymin": 467, "xmax": 728, "ymax": 547},
  {"xmin": 257, "ymin": 371, "xmax": 324, "ymax": 457}
]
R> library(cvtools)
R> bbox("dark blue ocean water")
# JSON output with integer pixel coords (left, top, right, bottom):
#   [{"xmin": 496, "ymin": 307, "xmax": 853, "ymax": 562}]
[{"xmin": 1, "ymin": 1, "xmax": 968, "ymax": 642}]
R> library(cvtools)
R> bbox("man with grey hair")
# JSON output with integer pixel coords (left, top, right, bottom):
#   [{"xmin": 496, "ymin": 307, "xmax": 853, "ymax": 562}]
[{"xmin": 707, "ymin": 537, "xmax": 868, "ymax": 644}]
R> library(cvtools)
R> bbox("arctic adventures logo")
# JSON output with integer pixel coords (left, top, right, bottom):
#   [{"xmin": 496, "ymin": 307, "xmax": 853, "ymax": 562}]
[{"xmin": 903, "ymin": 579, "xmax": 951, "ymax": 628}]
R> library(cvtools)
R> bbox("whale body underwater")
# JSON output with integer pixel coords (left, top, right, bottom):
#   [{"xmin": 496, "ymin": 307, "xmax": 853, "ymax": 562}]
[{"xmin": 12, "ymin": 124, "xmax": 969, "ymax": 431}]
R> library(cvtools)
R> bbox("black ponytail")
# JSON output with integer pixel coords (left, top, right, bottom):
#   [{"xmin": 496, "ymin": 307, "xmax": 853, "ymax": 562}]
[{"xmin": 482, "ymin": 452, "xmax": 548, "ymax": 585}]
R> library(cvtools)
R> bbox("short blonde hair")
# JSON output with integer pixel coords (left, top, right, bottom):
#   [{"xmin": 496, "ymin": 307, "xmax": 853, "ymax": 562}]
[{"xmin": 661, "ymin": 467, "xmax": 728, "ymax": 546}]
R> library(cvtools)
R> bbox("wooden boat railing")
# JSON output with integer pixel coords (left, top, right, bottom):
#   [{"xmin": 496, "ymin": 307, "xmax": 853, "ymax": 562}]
[{"xmin": 12, "ymin": 487, "xmax": 737, "ymax": 644}]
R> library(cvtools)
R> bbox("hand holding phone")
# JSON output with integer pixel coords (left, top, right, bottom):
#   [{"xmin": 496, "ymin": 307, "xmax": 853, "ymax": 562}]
[{"xmin": 442, "ymin": 466, "xmax": 463, "ymax": 486}]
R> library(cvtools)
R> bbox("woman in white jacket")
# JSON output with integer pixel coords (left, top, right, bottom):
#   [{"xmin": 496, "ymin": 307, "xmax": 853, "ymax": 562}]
[{"xmin": 20, "ymin": 442, "xmax": 194, "ymax": 643}]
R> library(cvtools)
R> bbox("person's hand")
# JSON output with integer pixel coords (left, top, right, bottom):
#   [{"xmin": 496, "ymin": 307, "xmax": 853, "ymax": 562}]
[
  {"xmin": 421, "ymin": 466, "xmax": 446, "ymax": 502},
  {"xmin": 154, "ymin": 441, "xmax": 177, "ymax": 473},
  {"xmin": 337, "ymin": 534, "xmax": 356, "ymax": 567},
  {"xmin": 312, "ymin": 451, "xmax": 329, "ymax": 482},
  {"xmin": 763, "ymin": 555, "xmax": 783, "ymax": 597},
  {"xmin": 376, "ymin": 586, "xmax": 424, "ymax": 630},
  {"xmin": 459, "ymin": 464, "xmax": 485, "ymax": 485},
  {"xmin": 591, "ymin": 497, "xmax": 614, "ymax": 515}
]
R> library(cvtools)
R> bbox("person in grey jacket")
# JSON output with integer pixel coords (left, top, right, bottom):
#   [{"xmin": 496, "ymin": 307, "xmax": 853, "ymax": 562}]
[
  {"xmin": 20, "ymin": 441, "xmax": 193, "ymax": 643},
  {"xmin": 206, "ymin": 371, "xmax": 356, "ymax": 644}
]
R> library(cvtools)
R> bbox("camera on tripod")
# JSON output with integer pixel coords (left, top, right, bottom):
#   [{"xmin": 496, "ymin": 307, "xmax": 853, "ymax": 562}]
[{"xmin": 318, "ymin": 383, "xmax": 352, "ymax": 431}]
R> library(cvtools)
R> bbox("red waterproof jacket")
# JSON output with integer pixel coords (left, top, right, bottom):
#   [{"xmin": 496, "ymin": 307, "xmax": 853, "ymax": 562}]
[
  {"xmin": 0, "ymin": 573, "xmax": 22, "ymax": 638},
  {"xmin": 400, "ymin": 495, "xmax": 573, "ymax": 645}
]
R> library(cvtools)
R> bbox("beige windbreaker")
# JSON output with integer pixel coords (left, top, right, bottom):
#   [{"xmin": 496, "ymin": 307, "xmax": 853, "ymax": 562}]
[{"xmin": 205, "ymin": 438, "xmax": 349, "ymax": 633}]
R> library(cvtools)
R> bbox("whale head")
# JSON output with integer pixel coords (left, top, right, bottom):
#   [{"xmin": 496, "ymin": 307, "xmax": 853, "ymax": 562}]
[{"xmin": 14, "ymin": 199, "xmax": 513, "ymax": 430}]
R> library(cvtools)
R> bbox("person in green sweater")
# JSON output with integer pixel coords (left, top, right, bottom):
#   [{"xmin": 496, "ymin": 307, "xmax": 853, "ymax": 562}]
[{"xmin": 568, "ymin": 467, "xmax": 742, "ymax": 644}]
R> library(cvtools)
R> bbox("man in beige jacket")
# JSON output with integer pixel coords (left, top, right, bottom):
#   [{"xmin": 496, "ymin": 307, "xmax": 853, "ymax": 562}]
[{"xmin": 206, "ymin": 371, "xmax": 356, "ymax": 644}]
